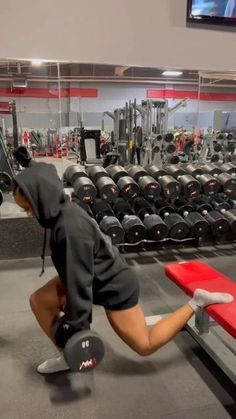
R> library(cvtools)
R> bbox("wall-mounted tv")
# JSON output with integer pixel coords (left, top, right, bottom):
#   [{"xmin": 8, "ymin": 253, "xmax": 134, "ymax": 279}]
[{"xmin": 187, "ymin": 0, "xmax": 236, "ymax": 26}]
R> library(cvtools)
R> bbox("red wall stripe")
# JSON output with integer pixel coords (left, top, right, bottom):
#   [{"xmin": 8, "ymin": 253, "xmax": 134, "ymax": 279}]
[
  {"xmin": 147, "ymin": 89, "xmax": 236, "ymax": 102},
  {"xmin": 0, "ymin": 88, "xmax": 98, "ymax": 99}
]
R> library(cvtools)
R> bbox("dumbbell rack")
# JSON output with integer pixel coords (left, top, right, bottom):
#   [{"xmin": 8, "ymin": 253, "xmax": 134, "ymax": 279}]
[{"xmin": 63, "ymin": 162, "xmax": 236, "ymax": 251}]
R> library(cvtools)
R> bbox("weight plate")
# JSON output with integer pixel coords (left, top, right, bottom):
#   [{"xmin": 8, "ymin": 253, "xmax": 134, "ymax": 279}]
[
  {"xmin": 170, "ymin": 156, "xmax": 180, "ymax": 164},
  {"xmin": 143, "ymin": 215, "xmax": 169, "ymax": 241},
  {"xmin": 214, "ymin": 143, "xmax": 222, "ymax": 152},
  {"xmin": 64, "ymin": 330, "xmax": 105, "ymax": 372},
  {"xmin": 164, "ymin": 214, "xmax": 189, "ymax": 240},
  {"xmin": 122, "ymin": 216, "xmax": 146, "ymax": 243},
  {"xmin": 211, "ymin": 154, "xmax": 220, "ymax": 163},
  {"xmin": 100, "ymin": 216, "xmax": 125, "ymax": 244},
  {"xmin": 166, "ymin": 144, "xmax": 176, "ymax": 154},
  {"xmin": 74, "ymin": 177, "xmax": 97, "ymax": 203},
  {"xmin": 165, "ymin": 133, "xmax": 174, "ymax": 143}
]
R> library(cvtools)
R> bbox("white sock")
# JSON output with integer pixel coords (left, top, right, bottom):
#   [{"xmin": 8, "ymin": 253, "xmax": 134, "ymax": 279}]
[
  {"xmin": 37, "ymin": 355, "xmax": 70, "ymax": 374},
  {"xmin": 188, "ymin": 288, "xmax": 233, "ymax": 313}
]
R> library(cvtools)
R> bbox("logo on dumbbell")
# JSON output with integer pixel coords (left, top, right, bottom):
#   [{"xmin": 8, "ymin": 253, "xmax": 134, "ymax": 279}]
[
  {"xmin": 82, "ymin": 340, "xmax": 90, "ymax": 349},
  {"xmin": 79, "ymin": 357, "xmax": 97, "ymax": 371}
]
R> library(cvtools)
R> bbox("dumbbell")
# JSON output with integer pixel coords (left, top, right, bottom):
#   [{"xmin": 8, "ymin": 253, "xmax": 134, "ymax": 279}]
[
  {"xmin": 209, "ymin": 194, "xmax": 236, "ymax": 233},
  {"xmin": 53, "ymin": 319, "xmax": 105, "ymax": 372},
  {"xmin": 64, "ymin": 164, "xmax": 88, "ymax": 186},
  {"xmin": 229, "ymin": 199, "xmax": 236, "ymax": 209},
  {"xmin": 117, "ymin": 176, "xmax": 140, "ymax": 200},
  {"xmin": 88, "ymin": 165, "xmax": 119, "ymax": 203},
  {"xmin": 155, "ymin": 198, "xmax": 189, "ymax": 239},
  {"xmin": 222, "ymin": 209, "xmax": 236, "ymax": 233},
  {"xmin": 0, "ymin": 190, "xmax": 3, "ymax": 206},
  {"xmin": 210, "ymin": 194, "xmax": 231, "ymax": 212},
  {"xmin": 221, "ymin": 162, "xmax": 236, "ymax": 176},
  {"xmin": 165, "ymin": 165, "xmax": 201, "ymax": 199},
  {"xmin": 193, "ymin": 196, "xmax": 229, "ymax": 237},
  {"xmin": 146, "ymin": 165, "xmax": 181, "ymax": 199},
  {"xmin": 71, "ymin": 192, "xmax": 94, "ymax": 218},
  {"xmin": 106, "ymin": 165, "xmax": 128, "ymax": 183},
  {"xmin": 174, "ymin": 198, "xmax": 209, "ymax": 238},
  {"xmin": 126, "ymin": 165, "xmax": 161, "ymax": 200},
  {"xmin": 87, "ymin": 165, "xmax": 110, "ymax": 182},
  {"xmin": 185, "ymin": 164, "xmax": 219, "ymax": 196},
  {"xmin": 63, "ymin": 165, "xmax": 97, "ymax": 203},
  {"xmin": 202, "ymin": 163, "xmax": 236, "ymax": 198},
  {"xmin": 113, "ymin": 199, "xmax": 146, "ymax": 243},
  {"xmin": 133, "ymin": 197, "xmax": 169, "ymax": 241},
  {"xmin": 126, "ymin": 165, "xmax": 148, "ymax": 181},
  {"xmin": 91, "ymin": 199, "xmax": 124, "ymax": 244},
  {"xmin": 201, "ymin": 163, "xmax": 222, "ymax": 177}
]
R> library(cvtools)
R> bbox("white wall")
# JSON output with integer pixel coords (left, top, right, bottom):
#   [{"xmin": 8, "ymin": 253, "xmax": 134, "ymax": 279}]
[{"xmin": 1, "ymin": 0, "xmax": 236, "ymax": 72}]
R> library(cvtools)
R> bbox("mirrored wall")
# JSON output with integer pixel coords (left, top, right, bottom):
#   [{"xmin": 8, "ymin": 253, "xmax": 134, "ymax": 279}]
[{"xmin": 0, "ymin": 59, "xmax": 236, "ymax": 216}]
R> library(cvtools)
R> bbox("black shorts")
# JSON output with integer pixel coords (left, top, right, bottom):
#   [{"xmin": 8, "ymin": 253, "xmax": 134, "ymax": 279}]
[{"xmin": 93, "ymin": 268, "xmax": 140, "ymax": 311}]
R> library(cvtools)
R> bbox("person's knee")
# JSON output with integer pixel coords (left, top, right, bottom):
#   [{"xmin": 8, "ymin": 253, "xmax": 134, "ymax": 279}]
[
  {"xmin": 133, "ymin": 341, "xmax": 154, "ymax": 357},
  {"xmin": 29, "ymin": 289, "xmax": 45, "ymax": 313},
  {"xmin": 135, "ymin": 347, "xmax": 153, "ymax": 357}
]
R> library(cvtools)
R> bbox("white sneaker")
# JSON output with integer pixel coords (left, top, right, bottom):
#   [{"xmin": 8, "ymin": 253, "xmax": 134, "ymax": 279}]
[{"xmin": 37, "ymin": 355, "xmax": 70, "ymax": 374}]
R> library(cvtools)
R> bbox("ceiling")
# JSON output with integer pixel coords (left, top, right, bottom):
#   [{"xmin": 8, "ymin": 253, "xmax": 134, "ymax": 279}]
[{"xmin": 0, "ymin": 61, "xmax": 235, "ymax": 88}]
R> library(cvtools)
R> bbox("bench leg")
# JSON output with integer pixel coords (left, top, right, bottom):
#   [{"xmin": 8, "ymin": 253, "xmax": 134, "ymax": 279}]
[{"xmin": 195, "ymin": 310, "xmax": 210, "ymax": 335}]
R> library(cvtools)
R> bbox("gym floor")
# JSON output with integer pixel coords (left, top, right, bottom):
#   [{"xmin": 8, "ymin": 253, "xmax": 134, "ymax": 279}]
[{"xmin": 0, "ymin": 245, "xmax": 236, "ymax": 419}]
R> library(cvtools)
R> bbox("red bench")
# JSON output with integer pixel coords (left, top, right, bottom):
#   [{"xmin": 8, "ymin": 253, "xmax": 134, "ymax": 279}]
[{"xmin": 165, "ymin": 261, "xmax": 236, "ymax": 339}]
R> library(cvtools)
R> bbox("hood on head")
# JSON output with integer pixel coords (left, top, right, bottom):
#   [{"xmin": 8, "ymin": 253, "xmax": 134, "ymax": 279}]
[{"xmin": 14, "ymin": 162, "xmax": 68, "ymax": 228}]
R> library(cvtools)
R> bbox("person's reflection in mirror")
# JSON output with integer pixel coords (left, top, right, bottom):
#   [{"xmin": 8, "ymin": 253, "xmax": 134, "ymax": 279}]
[{"xmin": 224, "ymin": 0, "xmax": 236, "ymax": 17}]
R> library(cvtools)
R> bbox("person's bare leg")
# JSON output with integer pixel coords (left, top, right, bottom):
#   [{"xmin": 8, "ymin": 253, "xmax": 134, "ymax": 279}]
[
  {"xmin": 30, "ymin": 276, "xmax": 70, "ymax": 374},
  {"xmin": 30, "ymin": 276, "xmax": 66, "ymax": 342},
  {"xmin": 106, "ymin": 290, "xmax": 233, "ymax": 356},
  {"xmin": 106, "ymin": 304, "xmax": 193, "ymax": 356}
]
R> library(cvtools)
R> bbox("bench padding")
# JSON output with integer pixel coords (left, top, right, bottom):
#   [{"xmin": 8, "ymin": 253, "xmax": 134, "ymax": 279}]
[{"xmin": 165, "ymin": 261, "xmax": 236, "ymax": 338}]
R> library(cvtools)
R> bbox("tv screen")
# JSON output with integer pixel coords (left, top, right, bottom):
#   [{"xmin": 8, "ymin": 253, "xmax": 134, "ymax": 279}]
[{"xmin": 187, "ymin": 0, "xmax": 236, "ymax": 26}]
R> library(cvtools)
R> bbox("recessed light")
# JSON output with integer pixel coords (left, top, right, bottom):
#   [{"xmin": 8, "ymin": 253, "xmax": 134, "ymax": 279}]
[
  {"xmin": 162, "ymin": 71, "xmax": 183, "ymax": 77},
  {"xmin": 31, "ymin": 59, "xmax": 44, "ymax": 66}
]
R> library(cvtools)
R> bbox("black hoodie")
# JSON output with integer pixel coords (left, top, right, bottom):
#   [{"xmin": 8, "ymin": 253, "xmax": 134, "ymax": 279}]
[{"xmin": 14, "ymin": 162, "xmax": 138, "ymax": 330}]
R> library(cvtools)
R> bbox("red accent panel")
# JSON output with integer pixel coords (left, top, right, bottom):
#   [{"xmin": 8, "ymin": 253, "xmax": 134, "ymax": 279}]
[
  {"xmin": 0, "ymin": 88, "xmax": 98, "ymax": 99},
  {"xmin": 147, "ymin": 89, "xmax": 236, "ymax": 102},
  {"xmin": 165, "ymin": 261, "xmax": 236, "ymax": 339}
]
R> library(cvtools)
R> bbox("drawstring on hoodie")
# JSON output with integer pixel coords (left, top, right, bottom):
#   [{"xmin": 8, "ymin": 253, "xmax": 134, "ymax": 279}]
[{"xmin": 39, "ymin": 228, "xmax": 47, "ymax": 277}]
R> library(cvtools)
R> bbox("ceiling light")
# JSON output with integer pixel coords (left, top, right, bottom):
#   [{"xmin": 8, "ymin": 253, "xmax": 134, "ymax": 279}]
[
  {"xmin": 162, "ymin": 71, "xmax": 183, "ymax": 77},
  {"xmin": 31, "ymin": 59, "xmax": 44, "ymax": 66}
]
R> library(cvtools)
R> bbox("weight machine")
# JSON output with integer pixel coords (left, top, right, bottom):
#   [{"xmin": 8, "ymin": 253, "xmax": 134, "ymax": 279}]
[
  {"xmin": 198, "ymin": 131, "xmax": 236, "ymax": 164},
  {"xmin": 102, "ymin": 98, "xmax": 188, "ymax": 166}
]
